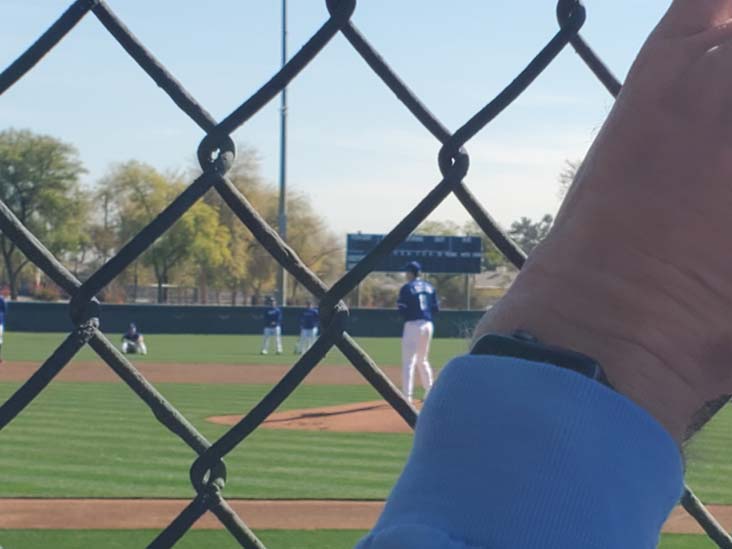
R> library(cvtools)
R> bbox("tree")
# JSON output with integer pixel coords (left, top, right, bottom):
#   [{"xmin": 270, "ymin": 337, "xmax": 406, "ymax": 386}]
[
  {"xmin": 99, "ymin": 161, "xmax": 229, "ymax": 303},
  {"xmin": 462, "ymin": 220, "xmax": 508, "ymax": 270},
  {"xmin": 558, "ymin": 159, "xmax": 582, "ymax": 200},
  {"xmin": 187, "ymin": 200, "xmax": 232, "ymax": 304},
  {"xmin": 0, "ymin": 129, "xmax": 87, "ymax": 298},
  {"xmin": 285, "ymin": 192, "xmax": 343, "ymax": 303},
  {"xmin": 89, "ymin": 185, "xmax": 119, "ymax": 266},
  {"xmin": 201, "ymin": 153, "xmax": 278, "ymax": 304},
  {"xmin": 508, "ymin": 214, "xmax": 554, "ymax": 255},
  {"xmin": 200, "ymin": 151, "xmax": 343, "ymax": 305},
  {"xmin": 353, "ymin": 272, "xmax": 402, "ymax": 308},
  {"xmin": 65, "ymin": 187, "xmax": 94, "ymax": 279}
]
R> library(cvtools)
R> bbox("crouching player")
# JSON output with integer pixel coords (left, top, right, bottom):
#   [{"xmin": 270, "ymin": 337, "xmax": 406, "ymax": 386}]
[{"xmin": 121, "ymin": 322, "xmax": 148, "ymax": 355}]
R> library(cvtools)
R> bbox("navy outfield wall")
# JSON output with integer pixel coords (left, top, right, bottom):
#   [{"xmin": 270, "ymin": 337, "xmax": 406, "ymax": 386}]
[{"xmin": 5, "ymin": 301, "xmax": 484, "ymax": 339}]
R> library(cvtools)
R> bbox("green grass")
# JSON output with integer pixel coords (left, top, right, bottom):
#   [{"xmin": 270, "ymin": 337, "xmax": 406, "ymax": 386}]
[
  {"xmin": 658, "ymin": 534, "xmax": 717, "ymax": 548},
  {"xmin": 0, "ymin": 382, "xmax": 411, "ymax": 499},
  {"xmin": 685, "ymin": 405, "xmax": 732, "ymax": 503},
  {"xmin": 0, "ymin": 531, "xmax": 715, "ymax": 549},
  {"xmin": 2, "ymin": 377, "xmax": 732, "ymax": 502},
  {"xmin": 0, "ymin": 529, "xmax": 367, "ymax": 549},
  {"xmin": 4, "ymin": 332, "xmax": 469, "ymax": 367}
]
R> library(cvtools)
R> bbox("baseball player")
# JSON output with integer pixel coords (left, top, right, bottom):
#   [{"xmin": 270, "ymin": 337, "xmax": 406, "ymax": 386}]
[
  {"xmin": 295, "ymin": 300, "xmax": 319, "ymax": 354},
  {"xmin": 121, "ymin": 322, "xmax": 147, "ymax": 355},
  {"xmin": 0, "ymin": 293, "xmax": 7, "ymax": 363},
  {"xmin": 261, "ymin": 296, "xmax": 283, "ymax": 355},
  {"xmin": 397, "ymin": 261, "xmax": 439, "ymax": 404}
]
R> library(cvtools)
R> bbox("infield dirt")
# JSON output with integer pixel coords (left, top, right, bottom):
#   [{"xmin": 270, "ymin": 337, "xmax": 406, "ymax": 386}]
[
  {"xmin": 0, "ymin": 360, "xmax": 401, "ymax": 385},
  {"xmin": 0, "ymin": 498, "xmax": 725, "ymax": 533}
]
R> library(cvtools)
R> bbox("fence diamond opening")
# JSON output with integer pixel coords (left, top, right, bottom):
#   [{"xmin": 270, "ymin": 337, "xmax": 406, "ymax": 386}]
[{"xmin": 1, "ymin": 1, "xmax": 730, "ymax": 547}]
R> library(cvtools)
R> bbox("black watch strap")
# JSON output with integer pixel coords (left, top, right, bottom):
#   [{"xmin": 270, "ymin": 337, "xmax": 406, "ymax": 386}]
[{"xmin": 470, "ymin": 330, "xmax": 613, "ymax": 389}]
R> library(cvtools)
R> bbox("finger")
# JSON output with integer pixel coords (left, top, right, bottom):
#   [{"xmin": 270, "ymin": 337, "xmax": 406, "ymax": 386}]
[{"xmin": 659, "ymin": 0, "xmax": 732, "ymax": 36}]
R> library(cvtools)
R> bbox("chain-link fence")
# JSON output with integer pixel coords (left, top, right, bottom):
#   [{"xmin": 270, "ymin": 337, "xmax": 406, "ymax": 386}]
[{"xmin": 1, "ymin": 1, "xmax": 730, "ymax": 547}]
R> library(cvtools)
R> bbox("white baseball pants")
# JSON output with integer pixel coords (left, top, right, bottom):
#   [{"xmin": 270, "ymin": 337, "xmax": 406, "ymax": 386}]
[
  {"xmin": 122, "ymin": 340, "xmax": 147, "ymax": 355},
  {"xmin": 262, "ymin": 326, "xmax": 282, "ymax": 354},
  {"xmin": 401, "ymin": 319, "xmax": 434, "ymax": 403},
  {"xmin": 296, "ymin": 327, "xmax": 318, "ymax": 354}
]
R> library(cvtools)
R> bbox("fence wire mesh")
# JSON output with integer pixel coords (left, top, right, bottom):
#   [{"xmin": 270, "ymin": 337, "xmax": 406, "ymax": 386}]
[{"xmin": 0, "ymin": 1, "xmax": 729, "ymax": 547}]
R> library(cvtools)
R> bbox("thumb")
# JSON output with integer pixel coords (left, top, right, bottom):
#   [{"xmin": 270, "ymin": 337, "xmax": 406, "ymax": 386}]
[{"xmin": 659, "ymin": 0, "xmax": 732, "ymax": 35}]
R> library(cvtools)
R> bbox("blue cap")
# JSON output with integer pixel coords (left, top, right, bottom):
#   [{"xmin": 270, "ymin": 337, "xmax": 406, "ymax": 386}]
[{"xmin": 405, "ymin": 261, "xmax": 421, "ymax": 274}]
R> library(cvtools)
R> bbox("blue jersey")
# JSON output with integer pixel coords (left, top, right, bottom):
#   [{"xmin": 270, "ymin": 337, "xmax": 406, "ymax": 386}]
[
  {"xmin": 0, "ymin": 296, "xmax": 6, "ymax": 322},
  {"xmin": 397, "ymin": 279, "xmax": 439, "ymax": 322},
  {"xmin": 123, "ymin": 330, "xmax": 142, "ymax": 342},
  {"xmin": 264, "ymin": 307, "xmax": 282, "ymax": 328},
  {"xmin": 300, "ymin": 307, "xmax": 319, "ymax": 330}
]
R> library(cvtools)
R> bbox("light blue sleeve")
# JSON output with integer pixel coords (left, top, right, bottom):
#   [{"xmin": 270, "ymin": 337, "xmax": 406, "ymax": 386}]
[{"xmin": 356, "ymin": 355, "xmax": 683, "ymax": 549}]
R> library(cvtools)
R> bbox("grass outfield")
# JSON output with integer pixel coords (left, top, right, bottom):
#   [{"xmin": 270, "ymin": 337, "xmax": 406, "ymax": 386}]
[
  {"xmin": 0, "ymin": 531, "xmax": 716, "ymax": 548},
  {"xmin": 3, "ymin": 332, "xmax": 469, "ymax": 367},
  {"xmin": 684, "ymin": 404, "xmax": 732, "ymax": 503},
  {"xmin": 659, "ymin": 536, "xmax": 717, "ymax": 548},
  {"xmin": 0, "ymin": 530, "xmax": 366, "ymax": 549},
  {"xmin": 1, "ymin": 376, "xmax": 732, "ymax": 502},
  {"xmin": 0, "ymin": 382, "xmax": 411, "ymax": 499}
]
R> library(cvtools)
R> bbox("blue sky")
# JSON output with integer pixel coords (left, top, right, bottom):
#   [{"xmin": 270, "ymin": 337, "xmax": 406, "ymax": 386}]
[{"xmin": 1, "ymin": 1, "xmax": 671, "ymax": 237}]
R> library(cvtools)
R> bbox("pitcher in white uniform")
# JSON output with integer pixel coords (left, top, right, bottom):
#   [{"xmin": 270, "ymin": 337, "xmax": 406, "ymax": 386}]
[{"xmin": 397, "ymin": 261, "xmax": 439, "ymax": 404}]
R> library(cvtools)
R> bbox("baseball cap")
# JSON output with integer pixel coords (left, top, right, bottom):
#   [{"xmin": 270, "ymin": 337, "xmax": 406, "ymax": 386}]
[{"xmin": 405, "ymin": 261, "xmax": 421, "ymax": 274}]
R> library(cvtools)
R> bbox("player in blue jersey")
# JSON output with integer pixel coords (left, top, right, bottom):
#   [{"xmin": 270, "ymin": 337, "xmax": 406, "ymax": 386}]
[
  {"xmin": 397, "ymin": 261, "xmax": 439, "ymax": 404},
  {"xmin": 0, "ymin": 293, "xmax": 6, "ymax": 363},
  {"xmin": 295, "ymin": 300, "xmax": 319, "ymax": 355},
  {"xmin": 261, "ymin": 296, "xmax": 283, "ymax": 355},
  {"xmin": 121, "ymin": 322, "xmax": 147, "ymax": 355}
]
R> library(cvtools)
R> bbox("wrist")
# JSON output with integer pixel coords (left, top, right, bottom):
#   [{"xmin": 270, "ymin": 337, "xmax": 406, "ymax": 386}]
[{"xmin": 474, "ymin": 242, "xmax": 700, "ymax": 444}]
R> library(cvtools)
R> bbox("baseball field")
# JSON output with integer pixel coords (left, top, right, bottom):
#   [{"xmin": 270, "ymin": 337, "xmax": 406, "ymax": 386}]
[{"xmin": 0, "ymin": 332, "xmax": 728, "ymax": 548}]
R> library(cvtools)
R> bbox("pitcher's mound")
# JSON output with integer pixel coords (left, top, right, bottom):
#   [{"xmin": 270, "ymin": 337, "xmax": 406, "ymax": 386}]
[{"xmin": 207, "ymin": 401, "xmax": 417, "ymax": 434}]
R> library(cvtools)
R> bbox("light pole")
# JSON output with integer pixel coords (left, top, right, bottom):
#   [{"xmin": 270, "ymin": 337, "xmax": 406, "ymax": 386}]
[{"xmin": 276, "ymin": 0, "xmax": 288, "ymax": 306}]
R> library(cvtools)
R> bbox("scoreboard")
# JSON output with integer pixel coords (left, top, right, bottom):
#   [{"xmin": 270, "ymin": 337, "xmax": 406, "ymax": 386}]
[{"xmin": 346, "ymin": 233, "xmax": 483, "ymax": 274}]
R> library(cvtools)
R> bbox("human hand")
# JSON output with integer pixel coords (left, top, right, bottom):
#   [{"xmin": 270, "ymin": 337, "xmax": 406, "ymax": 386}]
[{"xmin": 474, "ymin": 0, "xmax": 732, "ymax": 443}]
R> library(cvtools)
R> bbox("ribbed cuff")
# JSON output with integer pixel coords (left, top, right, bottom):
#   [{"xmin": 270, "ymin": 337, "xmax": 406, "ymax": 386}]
[{"xmin": 358, "ymin": 354, "xmax": 683, "ymax": 549}]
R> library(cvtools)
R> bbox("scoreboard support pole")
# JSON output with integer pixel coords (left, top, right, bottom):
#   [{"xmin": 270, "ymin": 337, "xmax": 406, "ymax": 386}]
[{"xmin": 464, "ymin": 274, "xmax": 471, "ymax": 311}]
